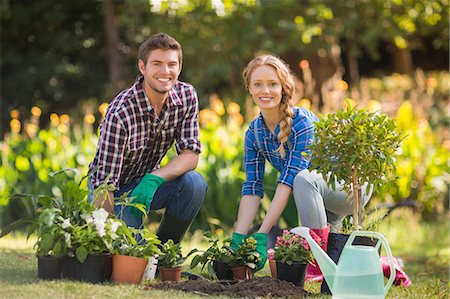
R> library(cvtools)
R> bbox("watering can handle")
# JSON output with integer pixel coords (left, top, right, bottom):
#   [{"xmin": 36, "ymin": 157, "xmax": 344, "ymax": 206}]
[{"xmin": 347, "ymin": 231, "xmax": 396, "ymax": 296}]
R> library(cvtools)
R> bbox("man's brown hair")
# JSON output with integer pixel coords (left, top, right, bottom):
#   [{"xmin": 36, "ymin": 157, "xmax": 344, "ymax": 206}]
[{"xmin": 138, "ymin": 33, "xmax": 183, "ymax": 64}]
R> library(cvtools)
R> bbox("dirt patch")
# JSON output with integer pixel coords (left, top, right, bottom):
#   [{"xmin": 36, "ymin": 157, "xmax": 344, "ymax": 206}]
[{"xmin": 148, "ymin": 277, "xmax": 310, "ymax": 298}]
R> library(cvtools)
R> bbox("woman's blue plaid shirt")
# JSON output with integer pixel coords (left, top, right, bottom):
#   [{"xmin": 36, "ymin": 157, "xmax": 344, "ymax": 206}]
[{"xmin": 242, "ymin": 107, "xmax": 318, "ymax": 198}]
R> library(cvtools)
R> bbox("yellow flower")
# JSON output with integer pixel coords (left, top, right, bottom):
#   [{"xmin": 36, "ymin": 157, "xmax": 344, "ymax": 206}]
[
  {"xmin": 226, "ymin": 102, "xmax": 241, "ymax": 116},
  {"xmin": 10, "ymin": 109, "xmax": 19, "ymax": 119},
  {"xmin": 10, "ymin": 119, "xmax": 21, "ymax": 133},
  {"xmin": 298, "ymin": 98, "xmax": 311, "ymax": 109},
  {"xmin": 299, "ymin": 59, "xmax": 309, "ymax": 70},
  {"xmin": 25, "ymin": 123, "xmax": 38, "ymax": 138},
  {"xmin": 60, "ymin": 114, "xmax": 70, "ymax": 124},
  {"xmin": 84, "ymin": 114, "xmax": 95, "ymax": 124},
  {"xmin": 50, "ymin": 113, "xmax": 60, "ymax": 126},
  {"xmin": 99, "ymin": 102, "xmax": 109, "ymax": 117},
  {"xmin": 210, "ymin": 95, "xmax": 225, "ymax": 116},
  {"xmin": 336, "ymin": 80, "xmax": 349, "ymax": 91},
  {"xmin": 31, "ymin": 106, "xmax": 42, "ymax": 117}
]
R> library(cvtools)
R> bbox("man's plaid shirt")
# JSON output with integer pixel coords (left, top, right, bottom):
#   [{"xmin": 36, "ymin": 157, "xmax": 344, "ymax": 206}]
[
  {"xmin": 242, "ymin": 107, "xmax": 318, "ymax": 198},
  {"xmin": 89, "ymin": 75, "xmax": 201, "ymax": 190}
]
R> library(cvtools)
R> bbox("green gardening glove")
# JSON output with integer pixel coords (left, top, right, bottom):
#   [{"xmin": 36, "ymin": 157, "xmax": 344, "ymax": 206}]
[
  {"xmin": 231, "ymin": 232, "xmax": 248, "ymax": 251},
  {"xmin": 249, "ymin": 232, "xmax": 268, "ymax": 271},
  {"xmin": 130, "ymin": 173, "xmax": 166, "ymax": 217}
]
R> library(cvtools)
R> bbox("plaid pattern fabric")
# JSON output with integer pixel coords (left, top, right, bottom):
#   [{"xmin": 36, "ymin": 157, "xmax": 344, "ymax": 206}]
[
  {"xmin": 89, "ymin": 75, "xmax": 201, "ymax": 190},
  {"xmin": 242, "ymin": 107, "xmax": 318, "ymax": 197}
]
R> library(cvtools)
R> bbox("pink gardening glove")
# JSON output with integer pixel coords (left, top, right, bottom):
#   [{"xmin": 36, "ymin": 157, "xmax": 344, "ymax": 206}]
[{"xmin": 381, "ymin": 256, "xmax": 412, "ymax": 287}]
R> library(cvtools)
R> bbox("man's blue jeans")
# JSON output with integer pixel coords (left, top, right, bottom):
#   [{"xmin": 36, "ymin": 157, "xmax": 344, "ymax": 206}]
[{"xmin": 88, "ymin": 170, "xmax": 207, "ymax": 229}]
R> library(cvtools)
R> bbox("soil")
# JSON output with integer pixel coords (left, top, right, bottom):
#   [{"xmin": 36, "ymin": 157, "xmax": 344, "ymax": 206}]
[{"xmin": 148, "ymin": 277, "xmax": 312, "ymax": 298}]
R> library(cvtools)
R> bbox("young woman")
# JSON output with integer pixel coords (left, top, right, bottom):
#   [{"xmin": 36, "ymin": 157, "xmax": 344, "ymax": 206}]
[{"xmin": 231, "ymin": 54, "xmax": 372, "ymax": 278}]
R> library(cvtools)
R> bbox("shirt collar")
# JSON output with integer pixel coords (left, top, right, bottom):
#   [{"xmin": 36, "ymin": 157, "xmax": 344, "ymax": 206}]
[{"xmin": 133, "ymin": 74, "xmax": 182, "ymax": 114}]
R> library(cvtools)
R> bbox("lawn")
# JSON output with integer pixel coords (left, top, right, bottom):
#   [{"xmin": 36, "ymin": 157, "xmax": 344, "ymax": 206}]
[{"xmin": 0, "ymin": 209, "xmax": 448, "ymax": 299}]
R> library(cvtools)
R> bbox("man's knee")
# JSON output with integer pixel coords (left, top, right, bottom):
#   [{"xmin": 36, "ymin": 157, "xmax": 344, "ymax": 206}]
[{"xmin": 180, "ymin": 171, "xmax": 207, "ymax": 204}]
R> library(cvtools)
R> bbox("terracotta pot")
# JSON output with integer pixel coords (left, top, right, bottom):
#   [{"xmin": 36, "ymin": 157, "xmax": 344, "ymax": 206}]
[
  {"xmin": 159, "ymin": 266, "xmax": 182, "ymax": 282},
  {"xmin": 269, "ymin": 260, "xmax": 277, "ymax": 278},
  {"xmin": 276, "ymin": 261, "xmax": 307, "ymax": 287},
  {"xmin": 112, "ymin": 255, "xmax": 148, "ymax": 284},
  {"xmin": 231, "ymin": 266, "xmax": 252, "ymax": 280}
]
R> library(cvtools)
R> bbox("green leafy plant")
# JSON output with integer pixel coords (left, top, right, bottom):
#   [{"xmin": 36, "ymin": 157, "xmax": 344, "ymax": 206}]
[
  {"xmin": 158, "ymin": 239, "xmax": 185, "ymax": 268},
  {"xmin": 274, "ymin": 230, "xmax": 314, "ymax": 265},
  {"xmin": 34, "ymin": 208, "xmax": 69, "ymax": 257},
  {"xmin": 71, "ymin": 208, "xmax": 124, "ymax": 263},
  {"xmin": 114, "ymin": 228, "xmax": 161, "ymax": 258},
  {"xmin": 189, "ymin": 232, "xmax": 233, "ymax": 276},
  {"xmin": 228, "ymin": 236, "xmax": 262, "ymax": 269},
  {"xmin": 309, "ymin": 102, "xmax": 403, "ymax": 229}
]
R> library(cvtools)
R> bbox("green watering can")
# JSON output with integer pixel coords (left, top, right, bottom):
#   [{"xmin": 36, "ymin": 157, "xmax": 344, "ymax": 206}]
[{"xmin": 291, "ymin": 227, "xmax": 396, "ymax": 299}]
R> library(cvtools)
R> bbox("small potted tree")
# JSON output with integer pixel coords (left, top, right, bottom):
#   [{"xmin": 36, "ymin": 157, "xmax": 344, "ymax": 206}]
[
  {"xmin": 228, "ymin": 236, "xmax": 262, "ymax": 280},
  {"xmin": 189, "ymin": 232, "xmax": 233, "ymax": 280},
  {"xmin": 308, "ymin": 102, "xmax": 403, "ymax": 293},
  {"xmin": 158, "ymin": 239, "xmax": 185, "ymax": 282},
  {"xmin": 274, "ymin": 230, "xmax": 314, "ymax": 287},
  {"xmin": 112, "ymin": 228, "xmax": 161, "ymax": 284}
]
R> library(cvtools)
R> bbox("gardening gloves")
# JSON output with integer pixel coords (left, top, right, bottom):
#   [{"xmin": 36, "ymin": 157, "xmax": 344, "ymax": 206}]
[
  {"xmin": 130, "ymin": 173, "xmax": 166, "ymax": 217},
  {"xmin": 231, "ymin": 232, "xmax": 268, "ymax": 271},
  {"xmin": 251, "ymin": 233, "xmax": 268, "ymax": 271}
]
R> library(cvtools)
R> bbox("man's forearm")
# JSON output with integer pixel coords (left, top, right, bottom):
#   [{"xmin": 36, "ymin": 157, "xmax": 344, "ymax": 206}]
[
  {"xmin": 151, "ymin": 149, "xmax": 199, "ymax": 181},
  {"xmin": 94, "ymin": 191, "xmax": 114, "ymax": 213}
]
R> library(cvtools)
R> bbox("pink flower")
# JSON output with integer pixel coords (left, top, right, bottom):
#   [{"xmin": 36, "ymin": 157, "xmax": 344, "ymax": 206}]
[{"xmin": 267, "ymin": 248, "xmax": 275, "ymax": 261}]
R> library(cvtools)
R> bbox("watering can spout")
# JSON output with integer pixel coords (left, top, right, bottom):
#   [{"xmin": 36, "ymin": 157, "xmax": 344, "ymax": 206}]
[{"xmin": 290, "ymin": 226, "xmax": 337, "ymax": 290}]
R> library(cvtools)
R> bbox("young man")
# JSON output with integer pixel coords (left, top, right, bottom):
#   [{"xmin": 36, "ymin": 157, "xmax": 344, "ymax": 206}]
[{"xmin": 88, "ymin": 33, "xmax": 207, "ymax": 244}]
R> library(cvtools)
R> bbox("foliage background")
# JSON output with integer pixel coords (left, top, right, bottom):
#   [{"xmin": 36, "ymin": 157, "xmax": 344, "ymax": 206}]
[{"xmin": 1, "ymin": 0, "xmax": 449, "ymax": 231}]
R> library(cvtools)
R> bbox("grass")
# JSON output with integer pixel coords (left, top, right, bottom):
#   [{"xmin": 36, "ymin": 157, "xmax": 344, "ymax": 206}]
[{"xmin": 0, "ymin": 210, "xmax": 448, "ymax": 298}]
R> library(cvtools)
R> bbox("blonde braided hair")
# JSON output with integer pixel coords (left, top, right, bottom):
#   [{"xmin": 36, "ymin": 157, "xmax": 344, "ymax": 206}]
[{"xmin": 243, "ymin": 54, "xmax": 295, "ymax": 158}]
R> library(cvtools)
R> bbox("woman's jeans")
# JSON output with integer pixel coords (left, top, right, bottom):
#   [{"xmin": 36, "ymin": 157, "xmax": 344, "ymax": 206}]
[
  {"xmin": 88, "ymin": 170, "xmax": 207, "ymax": 229},
  {"xmin": 292, "ymin": 169, "xmax": 373, "ymax": 230}
]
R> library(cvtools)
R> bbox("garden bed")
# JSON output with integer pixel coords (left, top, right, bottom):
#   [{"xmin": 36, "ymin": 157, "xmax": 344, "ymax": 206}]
[{"xmin": 149, "ymin": 277, "xmax": 307, "ymax": 298}]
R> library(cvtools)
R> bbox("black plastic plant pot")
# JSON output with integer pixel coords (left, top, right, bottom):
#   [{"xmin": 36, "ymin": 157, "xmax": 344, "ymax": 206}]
[
  {"xmin": 37, "ymin": 256, "xmax": 62, "ymax": 280},
  {"xmin": 75, "ymin": 254, "xmax": 110, "ymax": 283},
  {"xmin": 213, "ymin": 260, "xmax": 233, "ymax": 280},
  {"xmin": 276, "ymin": 261, "xmax": 307, "ymax": 287},
  {"xmin": 104, "ymin": 254, "xmax": 113, "ymax": 281},
  {"xmin": 321, "ymin": 233, "xmax": 378, "ymax": 294},
  {"xmin": 61, "ymin": 255, "xmax": 77, "ymax": 280}
]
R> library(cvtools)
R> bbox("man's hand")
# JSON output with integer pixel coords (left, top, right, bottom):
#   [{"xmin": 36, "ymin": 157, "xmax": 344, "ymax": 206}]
[
  {"xmin": 250, "ymin": 232, "xmax": 268, "ymax": 271},
  {"xmin": 231, "ymin": 232, "xmax": 248, "ymax": 251},
  {"xmin": 130, "ymin": 173, "xmax": 166, "ymax": 217}
]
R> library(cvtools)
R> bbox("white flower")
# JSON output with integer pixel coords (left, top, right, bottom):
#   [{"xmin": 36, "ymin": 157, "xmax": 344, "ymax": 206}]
[
  {"xmin": 96, "ymin": 222, "xmax": 106, "ymax": 237},
  {"xmin": 81, "ymin": 213, "xmax": 93, "ymax": 224},
  {"xmin": 64, "ymin": 232, "xmax": 71, "ymax": 247},
  {"xmin": 93, "ymin": 208, "xmax": 108, "ymax": 224},
  {"xmin": 61, "ymin": 218, "xmax": 71, "ymax": 229},
  {"xmin": 109, "ymin": 219, "xmax": 122, "ymax": 234}
]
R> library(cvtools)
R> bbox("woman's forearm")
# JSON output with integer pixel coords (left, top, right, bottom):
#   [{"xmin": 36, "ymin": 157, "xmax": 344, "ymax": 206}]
[
  {"xmin": 235, "ymin": 195, "xmax": 261, "ymax": 234},
  {"xmin": 258, "ymin": 184, "xmax": 292, "ymax": 233}
]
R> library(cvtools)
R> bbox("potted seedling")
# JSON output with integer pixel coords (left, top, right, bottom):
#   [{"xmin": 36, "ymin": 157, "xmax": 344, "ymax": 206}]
[
  {"xmin": 158, "ymin": 239, "xmax": 185, "ymax": 282},
  {"xmin": 112, "ymin": 228, "xmax": 161, "ymax": 284},
  {"xmin": 273, "ymin": 230, "xmax": 314, "ymax": 287},
  {"xmin": 308, "ymin": 102, "xmax": 403, "ymax": 293},
  {"xmin": 34, "ymin": 208, "xmax": 68, "ymax": 280},
  {"xmin": 228, "ymin": 236, "xmax": 262, "ymax": 280},
  {"xmin": 189, "ymin": 232, "xmax": 233, "ymax": 280}
]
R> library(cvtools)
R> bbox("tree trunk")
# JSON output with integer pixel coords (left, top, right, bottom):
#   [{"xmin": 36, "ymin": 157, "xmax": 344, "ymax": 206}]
[
  {"xmin": 346, "ymin": 40, "xmax": 360, "ymax": 83},
  {"xmin": 103, "ymin": 0, "xmax": 125, "ymax": 95},
  {"xmin": 393, "ymin": 47, "xmax": 413, "ymax": 74},
  {"xmin": 352, "ymin": 165, "xmax": 361, "ymax": 230}
]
